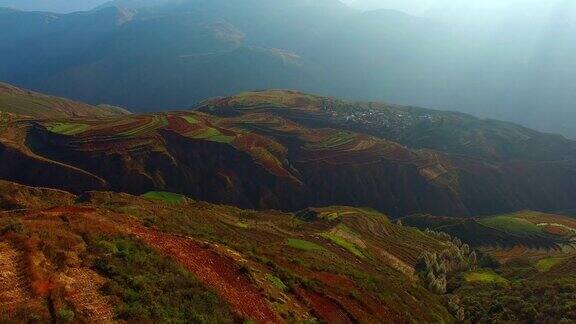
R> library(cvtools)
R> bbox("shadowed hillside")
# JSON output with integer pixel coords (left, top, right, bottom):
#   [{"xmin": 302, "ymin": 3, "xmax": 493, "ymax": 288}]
[
  {"xmin": 1, "ymin": 88, "xmax": 576, "ymax": 217},
  {"xmin": 0, "ymin": 180, "xmax": 453, "ymax": 322}
]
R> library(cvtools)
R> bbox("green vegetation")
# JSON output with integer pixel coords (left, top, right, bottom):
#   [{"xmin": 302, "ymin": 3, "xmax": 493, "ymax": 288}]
[
  {"xmin": 265, "ymin": 274, "xmax": 288, "ymax": 291},
  {"xmin": 141, "ymin": 191, "xmax": 185, "ymax": 205},
  {"xmin": 285, "ymin": 238, "xmax": 325, "ymax": 252},
  {"xmin": 535, "ymin": 257, "xmax": 566, "ymax": 272},
  {"xmin": 478, "ymin": 215, "xmax": 542, "ymax": 236},
  {"xmin": 191, "ymin": 127, "xmax": 234, "ymax": 144},
  {"xmin": 183, "ymin": 115, "xmax": 199, "ymax": 124},
  {"xmin": 320, "ymin": 225, "xmax": 365, "ymax": 258},
  {"xmin": 229, "ymin": 91, "xmax": 321, "ymax": 109},
  {"xmin": 91, "ymin": 237, "xmax": 233, "ymax": 322},
  {"xmin": 415, "ymin": 235, "xmax": 476, "ymax": 294},
  {"xmin": 234, "ymin": 221, "xmax": 249, "ymax": 229},
  {"xmin": 456, "ymin": 270, "xmax": 576, "ymax": 322},
  {"xmin": 46, "ymin": 122, "xmax": 89, "ymax": 135},
  {"xmin": 464, "ymin": 270, "xmax": 507, "ymax": 284}
]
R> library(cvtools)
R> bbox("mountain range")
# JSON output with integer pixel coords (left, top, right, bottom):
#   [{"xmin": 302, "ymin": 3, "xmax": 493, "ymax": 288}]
[{"xmin": 1, "ymin": 0, "xmax": 575, "ymax": 138}]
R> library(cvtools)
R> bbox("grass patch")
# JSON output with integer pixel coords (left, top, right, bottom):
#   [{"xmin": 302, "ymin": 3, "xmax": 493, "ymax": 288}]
[
  {"xmin": 535, "ymin": 257, "xmax": 566, "ymax": 272},
  {"xmin": 182, "ymin": 115, "xmax": 200, "ymax": 124},
  {"xmin": 464, "ymin": 269, "xmax": 508, "ymax": 284},
  {"xmin": 286, "ymin": 239, "xmax": 325, "ymax": 252},
  {"xmin": 265, "ymin": 274, "xmax": 288, "ymax": 291},
  {"xmin": 91, "ymin": 237, "xmax": 233, "ymax": 322},
  {"xmin": 321, "ymin": 226, "xmax": 365, "ymax": 258},
  {"xmin": 46, "ymin": 122, "xmax": 89, "ymax": 135},
  {"xmin": 235, "ymin": 222, "xmax": 249, "ymax": 229},
  {"xmin": 141, "ymin": 191, "xmax": 185, "ymax": 205},
  {"xmin": 191, "ymin": 127, "xmax": 234, "ymax": 144},
  {"xmin": 321, "ymin": 232, "xmax": 364, "ymax": 258},
  {"xmin": 479, "ymin": 215, "xmax": 542, "ymax": 236}
]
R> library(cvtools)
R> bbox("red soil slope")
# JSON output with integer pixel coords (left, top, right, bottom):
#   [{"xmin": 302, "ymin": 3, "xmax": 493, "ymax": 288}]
[{"xmin": 130, "ymin": 226, "xmax": 280, "ymax": 323}]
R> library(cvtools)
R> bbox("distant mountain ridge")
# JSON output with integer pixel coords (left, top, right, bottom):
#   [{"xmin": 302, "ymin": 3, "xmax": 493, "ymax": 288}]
[
  {"xmin": 0, "ymin": 82, "xmax": 129, "ymax": 118},
  {"xmin": 1, "ymin": 0, "xmax": 575, "ymax": 138}
]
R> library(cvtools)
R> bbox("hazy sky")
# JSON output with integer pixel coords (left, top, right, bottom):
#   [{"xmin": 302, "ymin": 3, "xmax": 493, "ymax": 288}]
[
  {"xmin": 0, "ymin": 0, "xmax": 107, "ymax": 12},
  {"xmin": 345, "ymin": 0, "xmax": 570, "ymax": 19}
]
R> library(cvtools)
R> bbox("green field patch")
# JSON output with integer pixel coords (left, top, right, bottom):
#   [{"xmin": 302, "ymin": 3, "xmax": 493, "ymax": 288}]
[
  {"xmin": 464, "ymin": 269, "xmax": 508, "ymax": 284},
  {"xmin": 321, "ymin": 224, "xmax": 365, "ymax": 258},
  {"xmin": 182, "ymin": 115, "xmax": 200, "ymax": 124},
  {"xmin": 46, "ymin": 122, "xmax": 90, "ymax": 135},
  {"xmin": 265, "ymin": 274, "xmax": 288, "ymax": 291},
  {"xmin": 286, "ymin": 238, "xmax": 325, "ymax": 252},
  {"xmin": 235, "ymin": 221, "xmax": 249, "ymax": 229},
  {"xmin": 141, "ymin": 191, "xmax": 185, "ymax": 205},
  {"xmin": 191, "ymin": 127, "xmax": 234, "ymax": 143},
  {"xmin": 479, "ymin": 215, "xmax": 542, "ymax": 236},
  {"xmin": 535, "ymin": 257, "xmax": 567, "ymax": 272},
  {"xmin": 231, "ymin": 91, "xmax": 320, "ymax": 108}
]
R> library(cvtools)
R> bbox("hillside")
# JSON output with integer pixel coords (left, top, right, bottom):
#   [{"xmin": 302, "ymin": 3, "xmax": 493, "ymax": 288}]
[
  {"xmin": 0, "ymin": 180, "xmax": 453, "ymax": 322},
  {"xmin": 1, "ymin": 88, "xmax": 576, "ymax": 321},
  {"xmin": 2, "ymin": 182, "xmax": 575, "ymax": 322},
  {"xmin": 401, "ymin": 209, "xmax": 576, "ymax": 322},
  {"xmin": 402, "ymin": 211, "xmax": 576, "ymax": 249},
  {"xmin": 1, "ymin": 89, "xmax": 576, "ymax": 217},
  {"xmin": 0, "ymin": 82, "xmax": 129, "ymax": 119}
]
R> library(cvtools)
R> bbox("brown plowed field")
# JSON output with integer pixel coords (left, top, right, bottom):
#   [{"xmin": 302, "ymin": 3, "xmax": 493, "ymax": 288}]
[
  {"xmin": 131, "ymin": 226, "xmax": 280, "ymax": 323},
  {"xmin": 296, "ymin": 287, "xmax": 353, "ymax": 324},
  {"xmin": 0, "ymin": 242, "xmax": 32, "ymax": 312},
  {"xmin": 64, "ymin": 268, "xmax": 116, "ymax": 323}
]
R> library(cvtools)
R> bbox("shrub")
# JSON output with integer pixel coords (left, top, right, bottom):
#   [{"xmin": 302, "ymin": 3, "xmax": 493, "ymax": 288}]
[
  {"xmin": 90, "ymin": 237, "xmax": 234, "ymax": 322},
  {"xmin": 0, "ymin": 221, "xmax": 24, "ymax": 235}
]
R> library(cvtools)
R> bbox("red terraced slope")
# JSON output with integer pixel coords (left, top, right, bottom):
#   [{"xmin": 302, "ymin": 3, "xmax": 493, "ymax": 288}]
[
  {"xmin": 130, "ymin": 225, "xmax": 281, "ymax": 323},
  {"xmin": 2, "ymin": 88, "xmax": 576, "ymax": 217}
]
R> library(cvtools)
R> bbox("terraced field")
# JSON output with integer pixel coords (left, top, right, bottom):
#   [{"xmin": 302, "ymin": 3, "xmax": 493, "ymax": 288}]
[
  {"xmin": 0, "ymin": 181, "xmax": 454, "ymax": 322},
  {"xmin": 464, "ymin": 269, "xmax": 508, "ymax": 284},
  {"xmin": 2, "ymin": 89, "xmax": 576, "ymax": 218},
  {"xmin": 403, "ymin": 211, "xmax": 576, "ymax": 249},
  {"xmin": 141, "ymin": 191, "xmax": 185, "ymax": 205},
  {"xmin": 63, "ymin": 268, "xmax": 115, "ymax": 323},
  {"xmin": 46, "ymin": 122, "xmax": 90, "ymax": 135},
  {"xmin": 0, "ymin": 242, "xmax": 32, "ymax": 313}
]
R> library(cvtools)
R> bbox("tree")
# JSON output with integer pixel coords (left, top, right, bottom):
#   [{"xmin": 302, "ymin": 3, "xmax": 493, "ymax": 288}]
[{"xmin": 469, "ymin": 251, "xmax": 477, "ymax": 270}]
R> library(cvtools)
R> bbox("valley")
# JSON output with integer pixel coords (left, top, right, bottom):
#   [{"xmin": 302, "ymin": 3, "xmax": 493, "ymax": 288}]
[
  {"xmin": 1, "ymin": 0, "xmax": 576, "ymax": 320},
  {"xmin": 1, "ymin": 83, "xmax": 575, "ymax": 322}
]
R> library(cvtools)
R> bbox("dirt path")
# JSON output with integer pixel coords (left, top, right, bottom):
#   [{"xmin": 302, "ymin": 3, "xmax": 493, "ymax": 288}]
[
  {"xmin": 0, "ymin": 242, "xmax": 31, "ymax": 312},
  {"xmin": 131, "ymin": 226, "xmax": 280, "ymax": 323},
  {"xmin": 63, "ymin": 268, "xmax": 115, "ymax": 323}
]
